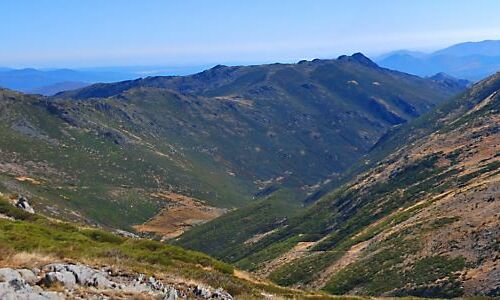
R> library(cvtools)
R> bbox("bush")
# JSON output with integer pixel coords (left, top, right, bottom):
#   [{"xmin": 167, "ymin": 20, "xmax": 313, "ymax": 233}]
[{"xmin": 82, "ymin": 229, "xmax": 124, "ymax": 244}]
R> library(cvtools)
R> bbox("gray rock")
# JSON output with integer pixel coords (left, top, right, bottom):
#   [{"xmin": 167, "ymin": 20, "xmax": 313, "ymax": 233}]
[
  {"xmin": 0, "ymin": 268, "xmax": 21, "ymax": 282},
  {"xmin": 147, "ymin": 276, "xmax": 164, "ymax": 291},
  {"xmin": 0, "ymin": 278, "xmax": 63, "ymax": 300},
  {"xmin": 0, "ymin": 281, "xmax": 13, "ymax": 297},
  {"xmin": 163, "ymin": 287, "xmax": 178, "ymax": 300},
  {"xmin": 193, "ymin": 285, "xmax": 212, "ymax": 298},
  {"xmin": 31, "ymin": 268, "xmax": 41, "ymax": 276},
  {"xmin": 87, "ymin": 272, "xmax": 113, "ymax": 289},
  {"xmin": 44, "ymin": 271, "xmax": 76, "ymax": 289},
  {"xmin": 8, "ymin": 278, "xmax": 32, "ymax": 292},
  {"xmin": 32, "ymin": 285, "xmax": 44, "ymax": 293},
  {"xmin": 42, "ymin": 263, "xmax": 67, "ymax": 273},
  {"xmin": 18, "ymin": 269, "xmax": 38, "ymax": 285},
  {"xmin": 15, "ymin": 196, "xmax": 35, "ymax": 214},
  {"xmin": 115, "ymin": 229, "xmax": 139, "ymax": 239},
  {"xmin": 64, "ymin": 264, "xmax": 95, "ymax": 285},
  {"xmin": 213, "ymin": 288, "xmax": 233, "ymax": 300},
  {"xmin": 38, "ymin": 292, "xmax": 65, "ymax": 300}
]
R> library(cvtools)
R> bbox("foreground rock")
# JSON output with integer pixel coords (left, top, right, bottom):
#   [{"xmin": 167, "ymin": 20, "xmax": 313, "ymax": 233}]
[
  {"xmin": 0, "ymin": 264, "xmax": 233, "ymax": 299},
  {"xmin": 15, "ymin": 195, "xmax": 35, "ymax": 214}
]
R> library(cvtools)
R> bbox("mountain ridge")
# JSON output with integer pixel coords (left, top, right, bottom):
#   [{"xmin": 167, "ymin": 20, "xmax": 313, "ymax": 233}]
[{"xmin": 0, "ymin": 54, "xmax": 463, "ymax": 236}]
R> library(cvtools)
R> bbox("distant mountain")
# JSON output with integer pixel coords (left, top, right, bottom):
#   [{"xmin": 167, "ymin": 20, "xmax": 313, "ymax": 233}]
[
  {"xmin": 376, "ymin": 40, "xmax": 500, "ymax": 81},
  {"xmin": 427, "ymin": 72, "xmax": 471, "ymax": 90},
  {"xmin": 177, "ymin": 72, "xmax": 500, "ymax": 297},
  {"xmin": 27, "ymin": 81, "xmax": 90, "ymax": 96},
  {"xmin": 375, "ymin": 50, "xmax": 427, "ymax": 60},
  {"xmin": 433, "ymin": 39, "xmax": 500, "ymax": 56},
  {"xmin": 0, "ymin": 68, "xmax": 135, "ymax": 93},
  {"xmin": 0, "ymin": 65, "xmax": 212, "ymax": 95}
]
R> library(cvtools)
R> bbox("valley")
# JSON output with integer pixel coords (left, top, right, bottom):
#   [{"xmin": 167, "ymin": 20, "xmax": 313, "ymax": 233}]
[
  {"xmin": 0, "ymin": 55, "xmax": 498, "ymax": 298},
  {"xmin": 2, "ymin": 2, "xmax": 499, "ymax": 299},
  {"xmin": 177, "ymin": 72, "xmax": 499, "ymax": 297},
  {"xmin": 0, "ymin": 54, "xmax": 462, "ymax": 232}
]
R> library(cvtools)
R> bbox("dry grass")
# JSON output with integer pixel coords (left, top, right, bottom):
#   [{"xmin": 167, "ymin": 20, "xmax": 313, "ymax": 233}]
[
  {"xmin": 0, "ymin": 251, "xmax": 59, "ymax": 269},
  {"xmin": 133, "ymin": 191, "xmax": 226, "ymax": 238}
]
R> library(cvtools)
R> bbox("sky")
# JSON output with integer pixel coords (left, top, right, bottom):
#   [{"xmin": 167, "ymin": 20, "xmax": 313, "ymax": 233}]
[{"xmin": 1, "ymin": 0, "xmax": 499, "ymax": 68}]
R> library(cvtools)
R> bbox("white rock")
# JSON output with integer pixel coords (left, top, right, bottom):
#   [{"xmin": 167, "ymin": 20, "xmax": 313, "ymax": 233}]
[
  {"xmin": 64, "ymin": 264, "xmax": 95, "ymax": 285},
  {"xmin": 0, "ymin": 268, "xmax": 21, "ymax": 282},
  {"xmin": 18, "ymin": 269, "xmax": 38, "ymax": 285},
  {"xmin": 44, "ymin": 271, "xmax": 76, "ymax": 289}
]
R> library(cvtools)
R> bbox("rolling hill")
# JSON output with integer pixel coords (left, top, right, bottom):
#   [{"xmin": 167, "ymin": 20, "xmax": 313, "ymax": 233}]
[{"xmin": 177, "ymin": 72, "xmax": 500, "ymax": 297}]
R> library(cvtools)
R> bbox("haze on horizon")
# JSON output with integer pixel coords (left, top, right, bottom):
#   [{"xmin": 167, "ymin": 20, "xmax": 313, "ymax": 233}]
[{"xmin": 1, "ymin": 0, "xmax": 499, "ymax": 68}]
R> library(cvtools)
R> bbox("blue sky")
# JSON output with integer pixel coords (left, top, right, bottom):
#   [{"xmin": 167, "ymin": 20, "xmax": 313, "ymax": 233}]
[{"xmin": 1, "ymin": 0, "xmax": 499, "ymax": 68}]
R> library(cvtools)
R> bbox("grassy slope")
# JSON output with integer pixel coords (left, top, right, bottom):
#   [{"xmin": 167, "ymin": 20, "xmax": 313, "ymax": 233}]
[
  {"xmin": 0, "ymin": 196, "xmax": 345, "ymax": 299},
  {"xmin": 0, "ymin": 89, "xmax": 250, "ymax": 230},
  {"xmin": 58, "ymin": 54, "xmax": 462, "ymax": 190},
  {"xmin": 177, "ymin": 73, "xmax": 499, "ymax": 297}
]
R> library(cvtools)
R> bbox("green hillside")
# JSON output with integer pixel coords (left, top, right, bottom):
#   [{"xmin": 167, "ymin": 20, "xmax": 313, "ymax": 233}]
[
  {"xmin": 176, "ymin": 73, "xmax": 500, "ymax": 297},
  {"xmin": 0, "ymin": 194, "xmax": 344, "ymax": 299},
  {"xmin": 0, "ymin": 55, "xmax": 461, "ymax": 233}
]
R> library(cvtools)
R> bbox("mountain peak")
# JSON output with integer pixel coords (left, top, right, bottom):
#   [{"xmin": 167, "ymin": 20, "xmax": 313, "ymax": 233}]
[
  {"xmin": 351, "ymin": 52, "xmax": 379, "ymax": 67},
  {"xmin": 338, "ymin": 53, "xmax": 379, "ymax": 68}
]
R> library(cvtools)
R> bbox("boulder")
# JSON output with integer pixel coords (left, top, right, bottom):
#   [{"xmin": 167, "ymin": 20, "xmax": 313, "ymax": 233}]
[
  {"xmin": 44, "ymin": 271, "xmax": 76, "ymax": 289},
  {"xmin": 87, "ymin": 272, "xmax": 113, "ymax": 289},
  {"xmin": 18, "ymin": 269, "xmax": 38, "ymax": 285},
  {"xmin": 42, "ymin": 263, "xmax": 67, "ymax": 273},
  {"xmin": 8, "ymin": 278, "xmax": 33, "ymax": 294},
  {"xmin": 0, "ymin": 268, "xmax": 21, "ymax": 282},
  {"xmin": 147, "ymin": 276, "xmax": 164, "ymax": 291},
  {"xmin": 213, "ymin": 288, "xmax": 233, "ymax": 300},
  {"xmin": 15, "ymin": 195, "xmax": 35, "ymax": 214},
  {"xmin": 0, "ymin": 278, "xmax": 41, "ymax": 300},
  {"xmin": 163, "ymin": 287, "xmax": 179, "ymax": 300},
  {"xmin": 193, "ymin": 285, "xmax": 212, "ymax": 298},
  {"xmin": 64, "ymin": 264, "xmax": 95, "ymax": 285}
]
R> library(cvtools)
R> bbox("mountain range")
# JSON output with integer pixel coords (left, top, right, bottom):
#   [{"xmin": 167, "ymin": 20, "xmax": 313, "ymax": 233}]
[
  {"xmin": 0, "ymin": 52, "xmax": 498, "ymax": 298},
  {"xmin": 376, "ymin": 40, "xmax": 500, "ymax": 81},
  {"xmin": 0, "ymin": 54, "xmax": 463, "ymax": 232}
]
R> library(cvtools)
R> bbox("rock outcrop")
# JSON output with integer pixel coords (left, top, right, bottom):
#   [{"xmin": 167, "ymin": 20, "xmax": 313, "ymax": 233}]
[
  {"xmin": 0, "ymin": 264, "xmax": 233, "ymax": 299},
  {"xmin": 15, "ymin": 196, "xmax": 34, "ymax": 214}
]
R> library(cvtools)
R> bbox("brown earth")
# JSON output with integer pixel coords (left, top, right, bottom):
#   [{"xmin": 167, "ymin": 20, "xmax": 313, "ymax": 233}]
[{"xmin": 133, "ymin": 191, "xmax": 227, "ymax": 239}]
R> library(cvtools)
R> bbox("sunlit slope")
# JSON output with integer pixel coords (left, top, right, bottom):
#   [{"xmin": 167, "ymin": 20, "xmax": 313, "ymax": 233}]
[{"xmin": 177, "ymin": 73, "xmax": 500, "ymax": 297}]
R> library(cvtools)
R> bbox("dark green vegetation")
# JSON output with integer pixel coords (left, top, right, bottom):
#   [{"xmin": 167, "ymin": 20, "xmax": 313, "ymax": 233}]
[
  {"xmin": 177, "ymin": 73, "xmax": 500, "ymax": 297},
  {"xmin": 0, "ymin": 54, "xmax": 462, "ymax": 231}
]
